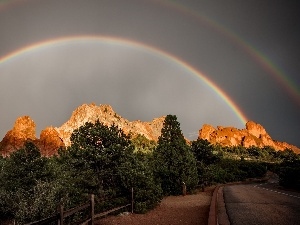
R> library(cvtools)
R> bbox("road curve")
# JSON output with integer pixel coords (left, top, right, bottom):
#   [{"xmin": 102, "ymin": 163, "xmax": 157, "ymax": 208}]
[{"xmin": 223, "ymin": 183, "xmax": 300, "ymax": 225}]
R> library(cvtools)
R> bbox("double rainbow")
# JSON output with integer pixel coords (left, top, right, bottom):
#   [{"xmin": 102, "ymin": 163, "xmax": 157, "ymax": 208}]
[
  {"xmin": 2, "ymin": 0, "xmax": 296, "ymax": 125},
  {"xmin": 0, "ymin": 35, "xmax": 248, "ymax": 125},
  {"xmin": 1, "ymin": 0, "xmax": 298, "ymax": 105}
]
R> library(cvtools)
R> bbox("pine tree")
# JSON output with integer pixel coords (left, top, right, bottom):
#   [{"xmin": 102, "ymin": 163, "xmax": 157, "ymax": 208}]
[
  {"xmin": 191, "ymin": 138, "xmax": 220, "ymax": 165},
  {"xmin": 191, "ymin": 138, "xmax": 220, "ymax": 184},
  {"xmin": 153, "ymin": 115, "xmax": 198, "ymax": 195},
  {"xmin": 1, "ymin": 141, "xmax": 51, "ymax": 192},
  {"xmin": 61, "ymin": 120, "xmax": 134, "ymax": 196},
  {"xmin": 59, "ymin": 120, "xmax": 162, "ymax": 212}
]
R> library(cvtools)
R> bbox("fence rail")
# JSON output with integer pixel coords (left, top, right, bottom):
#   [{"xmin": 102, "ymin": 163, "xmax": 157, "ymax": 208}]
[
  {"xmin": 63, "ymin": 202, "xmax": 90, "ymax": 218},
  {"xmin": 94, "ymin": 204, "xmax": 131, "ymax": 220},
  {"xmin": 25, "ymin": 215, "xmax": 58, "ymax": 225},
  {"xmin": 25, "ymin": 188, "xmax": 134, "ymax": 225}
]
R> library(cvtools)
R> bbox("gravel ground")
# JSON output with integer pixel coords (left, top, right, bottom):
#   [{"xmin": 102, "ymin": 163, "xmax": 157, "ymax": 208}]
[{"xmin": 96, "ymin": 187, "xmax": 214, "ymax": 225}]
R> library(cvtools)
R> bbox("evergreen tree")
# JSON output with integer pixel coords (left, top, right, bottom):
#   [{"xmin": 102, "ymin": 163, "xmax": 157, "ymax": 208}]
[
  {"xmin": 153, "ymin": 115, "xmax": 198, "ymax": 195},
  {"xmin": 59, "ymin": 120, "xmax": 162, "ymax": 212},
  {"xmin": 191, "ymin": 139, "xmax": 219, "ymax": 165},
  {"xmin": 1, "ymin": 141, "xmax": 51, "ymax": 192},
  {"xmin": 60, "ymin": 121, "xmax": 134, "ymax": 196},
  {"xmin": 0, "ymin": 141, "xmax": 54, "ymax": 222},
  {"xmin": 191, "ymin": 138, "xmax": 220, "ymax": 184}
]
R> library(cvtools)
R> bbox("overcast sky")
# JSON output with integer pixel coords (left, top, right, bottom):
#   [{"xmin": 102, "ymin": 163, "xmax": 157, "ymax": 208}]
[{"xmin": 0, "ymin": 0, "xmax": 299, "ymax": 147}]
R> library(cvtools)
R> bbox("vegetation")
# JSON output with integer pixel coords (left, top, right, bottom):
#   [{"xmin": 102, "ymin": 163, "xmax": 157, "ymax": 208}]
[
  {"xmin": 278, "ymin": 150, "xmax": 300, "ymax": 190},
  {"xmin": 0, "ymin": 142, "xmax": 57, "ymax": 223},
  {"xmin": 0, "ymin": 115, "xmax": 299, "ymax": 224},
  {"xmin": 131, "ymin": 134, "xmax": 157, "ymax": 154},
  {"xmin": 153, "ymin": 115, "xmax": 198, "ymax": 195},
  {"xmin": 191, "ymin": 139, "xmax": 220, "ymax": 184},
  {"xmin": 58, "ymin": 121, "xmax": 162, "ymax": 214}
]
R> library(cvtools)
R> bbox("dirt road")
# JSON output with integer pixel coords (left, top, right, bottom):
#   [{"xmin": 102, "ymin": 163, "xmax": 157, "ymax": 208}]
[{"xmin": 96, "ymin": 187, "xmax": 214, "ymax": 225}]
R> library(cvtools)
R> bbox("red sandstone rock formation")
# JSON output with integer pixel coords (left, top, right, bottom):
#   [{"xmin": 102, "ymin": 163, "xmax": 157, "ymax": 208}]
[
  {"xmin": 1, "ymin": 104, "xmax": 165, "ymax": 156},
  {"xmin": 55, "ymin": 103, "xmax": 165, "ymax": 146},
  {"xmin": 2, "ymin": 105, "xmax": 299, "ymax": 156},
  {"xmin": 0, "ymin": 116, "xmax": 37, "ymax": 156},
  {"xmin": 198, "ymin": 121, "xmax": 300, "ymax": 153},
  {"xmin": 36, "ymin": 127, "xmax": 65, "ymax": 157}
]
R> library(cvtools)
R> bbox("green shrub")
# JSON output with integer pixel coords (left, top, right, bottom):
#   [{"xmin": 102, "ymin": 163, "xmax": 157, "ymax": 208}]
[{"xmin": 279, "ymin": 160, "xmax": 300, "ymax": 190}]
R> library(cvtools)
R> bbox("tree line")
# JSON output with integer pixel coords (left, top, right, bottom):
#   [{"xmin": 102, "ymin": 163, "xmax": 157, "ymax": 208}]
[{"xmin": 0, "ymin": 115, "xmax": 299, "ymax": 224}]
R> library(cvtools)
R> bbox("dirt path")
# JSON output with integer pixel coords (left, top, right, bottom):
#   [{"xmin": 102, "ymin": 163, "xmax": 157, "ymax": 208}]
[{"xmin": 96, "ymin": 187, "xmax": 214, "ymax": 225}]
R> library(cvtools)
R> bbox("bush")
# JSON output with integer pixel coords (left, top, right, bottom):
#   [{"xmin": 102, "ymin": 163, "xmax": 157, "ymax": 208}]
[
  {"xmin": 0, "ymin": 189, "xmax": 14, "ymax": 220},
  {"xmin": 279, "ymin": 159, "xmax": 300, "ymax": 190},
  {"xmin": 200, "ymin": 159, "xmax": 267, "ymax": 184},
  {"xmin": 14, "ymin": 181, "xmax": 63, "ymax": 224}
]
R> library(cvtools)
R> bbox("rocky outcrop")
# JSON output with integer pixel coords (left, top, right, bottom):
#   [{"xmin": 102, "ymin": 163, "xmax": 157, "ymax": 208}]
[
  {"xmin": 0, "ymin": 116, "xmax": 37, "ymax": 157},
  {"xmin": 55, "ymin": 103, "xmax": 165, "ymax": 146},
  {"xmin": 36, "ymin": 127, "xmax": 65, "ymax": 157},
  {"xmin": 2, "ymin": 105, "xmax": 299, "ymax": 157},
  {"xmin": 199, "ymin": 121, "xmax": 300, "ymax": 153},
  {"xmin": 1, "ymin": 104, "xmax": 165, "ymax": 156}
]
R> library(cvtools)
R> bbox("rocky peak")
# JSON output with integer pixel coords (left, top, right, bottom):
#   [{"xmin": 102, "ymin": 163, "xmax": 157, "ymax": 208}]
[
  {"xmin": 56, "ymin": 103, "xmax": 129, "ymax": 146},
  {"xmin": 245, "ymin": 121, "xmax": 267, "ymax": 138},
  {"xmin": 56, "ymin": 103, "xmax": 165, "ymax": 146},
  {"xmin": 198, "ymin": 121, "xmax": 300, "ymax": 153},
  {"xmin": 198, "ymin": 124, "xmax": 215, "ymax": 140},
  {"xmin": 37, "ymin": 127, "xmax": 64, "ymax": 157},
  {"xmin": 1, "ymin": 104, "xmax": 166, "ymax": 156},
  {"xmin": 11, "ymin": 116, "xmax": 36, "ymax": 140},
  {"xmin": 0, "ymin": 116, "xmax": 37, "ymax": 156}
]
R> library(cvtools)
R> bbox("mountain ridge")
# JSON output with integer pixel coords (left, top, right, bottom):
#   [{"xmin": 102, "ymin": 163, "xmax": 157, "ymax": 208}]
[{"xmin": 1, "ymin": 103, "xmax": 299, "ymax": 156}]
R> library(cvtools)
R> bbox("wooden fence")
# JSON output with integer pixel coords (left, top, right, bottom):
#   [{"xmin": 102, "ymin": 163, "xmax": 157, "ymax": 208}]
[{"xmin": 25, "ymin": 188, "xmax": 134, "ymax": 225}]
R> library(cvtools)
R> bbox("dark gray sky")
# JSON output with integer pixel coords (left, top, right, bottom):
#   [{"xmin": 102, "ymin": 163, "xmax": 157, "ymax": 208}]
[{"xmin": 0, "ymin": 0, "xmax": 299, "ymax": 146}]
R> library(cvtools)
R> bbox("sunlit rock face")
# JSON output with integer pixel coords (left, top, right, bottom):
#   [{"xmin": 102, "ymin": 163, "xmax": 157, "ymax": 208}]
[
  {"xmin": 2, "ymin": 106, "xmax": 299, "ymax": 157},
  {"xmin": 0, "ymin": 116, "xmax": 37, "ymax": 156},
  {"xmin": 1, "ymin": 104, "xmax": 166, "ymax": 157},
  {"xmin": 199, "ymin": 121, "xmax": 300, "ymax": 153},
  {"xmin": 56, "ymin": 103, "xmax": 165, "ymax": 146},
  {"xmin": 198, "ymin": 124, "xmax": 215, "ymax": 140},
  {"xmin": 36, "ymin": 127, "xmax": 65, "ymax": 157}
]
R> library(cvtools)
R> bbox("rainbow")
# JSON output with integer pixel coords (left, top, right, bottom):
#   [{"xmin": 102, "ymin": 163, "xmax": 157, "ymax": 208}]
[
  {"xmin": 0, "ymin": 0, "xmax": 27, "ymax": 12},
  {"xmin": 1, "ymin": 0, "xmax": 298, "ymax": 106},
  {"xmin": 158, "ymin": 0, "xmax": 300, "ymax": 106},
  {"xmin": 0, "ymin": 35, "xmax": 248, "ymax": 125}
]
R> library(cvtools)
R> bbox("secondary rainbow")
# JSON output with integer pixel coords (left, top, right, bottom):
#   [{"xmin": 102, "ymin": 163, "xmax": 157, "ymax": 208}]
[
  {"xmin": 159, "ymin": 0, "xmax": 300, "ymax": 106},
  {"xmin": 0, "ymin": 35, "xmax": 248, "ymax": 125}
]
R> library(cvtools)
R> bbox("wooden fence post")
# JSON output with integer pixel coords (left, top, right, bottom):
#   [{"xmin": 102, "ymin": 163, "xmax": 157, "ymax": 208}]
[
  {"xmin": 131, "ymin": 187, "xmax": 134, "ymax": 213},
  {"xmin": 58, "ymin": 204, "xmax": 64, "ymax": 225},
  {"xmin": 131, "ymin": 187, "xmax": 134, "ymax": 214},
  {"xmin": 182, "ymin": 182, "xmax": 186, "ymax": 196},
  {"xmin": 89, "ymin": 194, "xmax": 95, "ymax": 225}
]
